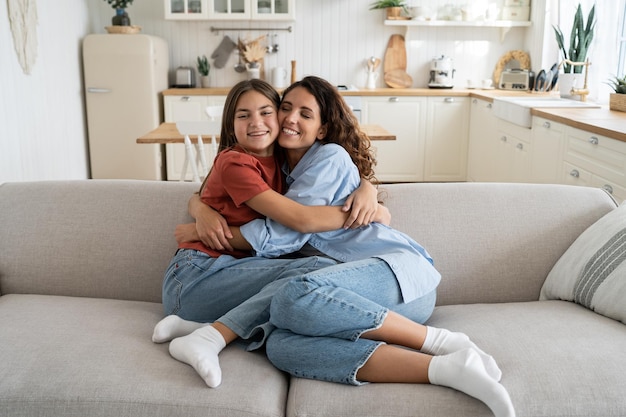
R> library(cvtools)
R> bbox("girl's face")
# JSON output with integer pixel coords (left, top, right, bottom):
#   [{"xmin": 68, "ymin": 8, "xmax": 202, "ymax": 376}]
[
  {"xmin": 233, "ymin": 90, "xmax": 279, "ymax": 157},
  {"xmin": 277, "ymin": 86, "xmax": 327, "ymax": 162}
]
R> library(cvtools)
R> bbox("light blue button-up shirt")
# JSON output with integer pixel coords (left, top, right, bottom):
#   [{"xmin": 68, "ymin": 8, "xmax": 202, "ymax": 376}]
[{"xmin": 240, "ymin": 142, "xmax": 441, "ymax": 303}]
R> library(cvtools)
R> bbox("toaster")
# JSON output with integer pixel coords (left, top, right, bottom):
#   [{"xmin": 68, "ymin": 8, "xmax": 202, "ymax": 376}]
[
  {"xmin": 499, "ymin": 69, "xmax": 530, "ymax": 90},
  {"xmin": 175, "ymin": 66, "xmax": 195, "ymax": 88}
]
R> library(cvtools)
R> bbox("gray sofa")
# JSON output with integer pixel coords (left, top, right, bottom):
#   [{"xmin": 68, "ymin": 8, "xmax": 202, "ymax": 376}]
[{"xmin": 1, "ymin": 180, "xmax": 625, "ymax": 417}]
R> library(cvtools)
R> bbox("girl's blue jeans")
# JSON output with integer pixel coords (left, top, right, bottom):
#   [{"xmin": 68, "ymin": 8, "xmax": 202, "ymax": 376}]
[{"xmin": 266, "ymin": 257, "xmax": 437, "ymax": 385}]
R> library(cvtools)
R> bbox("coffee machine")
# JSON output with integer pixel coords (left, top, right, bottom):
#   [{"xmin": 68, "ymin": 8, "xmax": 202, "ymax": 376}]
[{"xmin": 428, "ymin": 55, "xmax": 455, "ymax": 88}]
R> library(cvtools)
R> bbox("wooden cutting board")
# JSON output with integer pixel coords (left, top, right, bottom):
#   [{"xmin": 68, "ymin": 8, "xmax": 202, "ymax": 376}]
[
  {"xmin": 384, "ymin": 69, "xmax": 413, "ymax": 88},
  {"xmin": 383, "ymin": 34, "xmax": 407, "ymax": 73}
]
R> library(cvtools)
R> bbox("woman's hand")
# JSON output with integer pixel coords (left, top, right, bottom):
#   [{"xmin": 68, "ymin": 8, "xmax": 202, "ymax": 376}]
[
  {"xmin": 341, "ymin": 180, "xmax": 380, "ymax": 229},
  {"xmin": 373, "ymin": 204, "xmax": 391, "ymax": 226},
  {"xmin": 175, "ymin": 223, "xmax": 200, "ymax": 244},
  {"xmin": 189, "ymin": 194, "xmax": 234, "ymax": 251}
]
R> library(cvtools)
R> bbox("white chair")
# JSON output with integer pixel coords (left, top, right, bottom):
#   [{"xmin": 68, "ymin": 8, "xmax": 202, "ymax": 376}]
[{"xmin": 175, "ymin": 105, "xmax": 222, "ymax": 182}]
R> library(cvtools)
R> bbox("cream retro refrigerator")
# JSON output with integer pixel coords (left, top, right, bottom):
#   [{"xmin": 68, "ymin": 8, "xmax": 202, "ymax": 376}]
[{"xmin": 83, "ymin": 34, "xmax": 169, "ymax": 180}]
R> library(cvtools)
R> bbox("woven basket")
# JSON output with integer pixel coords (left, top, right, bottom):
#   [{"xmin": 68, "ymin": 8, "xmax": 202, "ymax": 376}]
[
  {"xmin": 609, "ymin": 93, "xmax": 626, "ymax": 112},
  {"xmin": 105, "ymin": 25, "xmax": 141, "ymax": 34}
]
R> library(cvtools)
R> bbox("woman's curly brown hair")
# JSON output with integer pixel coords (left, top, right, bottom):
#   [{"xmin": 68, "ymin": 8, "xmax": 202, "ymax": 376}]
[{"xmin": 281, "ymin": 76, "xmax": 377, "ymax": 182}]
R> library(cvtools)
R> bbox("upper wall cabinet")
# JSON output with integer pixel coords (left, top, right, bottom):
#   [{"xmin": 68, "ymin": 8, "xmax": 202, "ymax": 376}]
[{"xmin": 165, "ymin": 0, "xmax": 295, "ymax": 20}]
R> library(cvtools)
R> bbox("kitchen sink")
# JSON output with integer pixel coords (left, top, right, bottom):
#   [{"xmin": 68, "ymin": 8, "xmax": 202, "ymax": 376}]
[{"xmin": 492, "ymin": 97, "xmax": 601, "ymax": 128}]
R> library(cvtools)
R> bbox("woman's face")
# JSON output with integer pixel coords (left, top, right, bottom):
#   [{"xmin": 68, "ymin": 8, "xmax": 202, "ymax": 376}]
[
  {"xmin": 233, "ymin": 90, "xmax": 279, "ymax": 157},
  {"xmin": 277, "ymin": 86, "xmax": 327, "ymax": 159}
]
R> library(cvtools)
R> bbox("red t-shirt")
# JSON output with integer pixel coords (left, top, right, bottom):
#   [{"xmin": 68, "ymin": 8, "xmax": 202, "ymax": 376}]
[{"xmin": 180, "ymin": 145, "xmax": 283, "ymax": 258}]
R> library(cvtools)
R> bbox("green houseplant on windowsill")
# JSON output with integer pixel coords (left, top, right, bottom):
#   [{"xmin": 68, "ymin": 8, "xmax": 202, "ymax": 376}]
[
  {"xmin": 369, "ymin": 0, "xmax": 409, "ymax": 20},
  {"xmin": 607, "ymin": 74, "xmax": 626, "ymax": 112}
]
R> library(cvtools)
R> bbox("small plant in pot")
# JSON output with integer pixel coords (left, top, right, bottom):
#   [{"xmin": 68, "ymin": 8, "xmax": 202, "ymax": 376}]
[
  {"xmin": 197, "ymin": 55, "xmax": 211, "ymax": 88},
  {"xmin": 105, "ymin": 0, "xmax": 134, "ymax": 26},
  {"xmin": 553, "ymin": 3, "xmax": 595, "ymax": 98},
  {"xmin": 369, "ymin": 0, "xmax": 408, "ymax": 20},
  {"xmin": 607, "ymin": 74, "xmax": 626, "ymax": 112}
]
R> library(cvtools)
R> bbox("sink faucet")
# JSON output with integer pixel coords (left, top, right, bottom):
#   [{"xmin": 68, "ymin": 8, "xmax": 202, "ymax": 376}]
[{"xmin": 559, "ymin": 59, "xmax": 591, "ymax": 102}]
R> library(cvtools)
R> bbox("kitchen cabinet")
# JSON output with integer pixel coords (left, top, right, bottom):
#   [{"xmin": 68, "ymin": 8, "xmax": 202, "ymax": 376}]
[
  {"xmin": 530, "ymin": 117, "xmax": 564, "ymax": 183},
  {"xmin": 163, "ymin": 94, "xmax": 227, "ymax": 181},
  {"xmin": 467, "ymin": 98, "xmax": 497, "ymax": 182},
  {"xmin": 361, "ymin": 96, "xmax": 427, "ymax": 182},
  {"xmin": 165, "ymin": 0, "xmax": 294, "ymax": 20},
  {"xmin": 494, "ymin": 118, "xmax": 531, "ymax": 182},
  {"xmin": 165, "ymin": 0, "xmax": 209, "ymax": 19},
  {"xmin": 424, "ymin": 96, "xmax": 469, "ymax": 181},
  {"xmin": 561, "ymin": 126, "xmax": 626, "ymax": 202}
]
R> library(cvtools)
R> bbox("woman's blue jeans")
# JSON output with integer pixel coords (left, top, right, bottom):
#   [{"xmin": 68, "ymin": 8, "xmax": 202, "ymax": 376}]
[
  {"xmin": 162, "ymin": 249, "xmax": 337, "ymax": 346},
  {"xmin": 265, "ymin": 258, "xmax": 437, "ymax": 385}
]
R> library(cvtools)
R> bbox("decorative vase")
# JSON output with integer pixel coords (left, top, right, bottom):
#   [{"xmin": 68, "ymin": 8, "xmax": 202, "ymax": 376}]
[
  {"xmin": 200, "ymin": 75, "xmax": 210, "ymax": 88},
  {"xmin": 112, "ymin": 8, "xmax": 130, "ymax": 26},
  {"xmin": 386, "ymin": 7, "xmax": 403, "ymax": 19},
  {"xmin": 609, "ymin": 93, "xmax": 626, "ymax": 112},
  {"xmin": 558, "ymin": 73, "xmax": 583, "ymax": 100}
]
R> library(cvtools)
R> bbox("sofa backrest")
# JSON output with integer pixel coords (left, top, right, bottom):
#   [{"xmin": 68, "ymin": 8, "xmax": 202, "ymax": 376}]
[
  {"xmin": 380, "ymin": 182, "xmax": 617, "ymax": 305},
  {"xmin": 0, "ymin": 180, "xmax": 199, "ymax": 303},
  {"xmin": 0, "ymin": 180, "xmax": 617, "ymax": 305}
]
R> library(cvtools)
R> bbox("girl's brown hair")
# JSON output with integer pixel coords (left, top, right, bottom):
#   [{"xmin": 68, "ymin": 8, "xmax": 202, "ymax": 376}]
[{"xmin": 281, "ymin": 76, "xmax": 377, "ymax": 181}]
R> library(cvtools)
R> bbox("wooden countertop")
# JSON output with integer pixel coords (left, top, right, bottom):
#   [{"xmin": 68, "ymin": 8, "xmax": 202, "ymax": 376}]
[
  {"xmin": 162, "ymin": 88, "xmax": 626, "ymax": 143},
  {"xmin": 137, "ymin": 122, "xmax": 395, "ymax": 144}
]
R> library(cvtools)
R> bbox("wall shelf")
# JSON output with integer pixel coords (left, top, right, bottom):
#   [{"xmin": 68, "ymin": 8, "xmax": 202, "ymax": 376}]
[{"xmin": 384, "ymin": 19, "xmax": 532, "ymax": 42}]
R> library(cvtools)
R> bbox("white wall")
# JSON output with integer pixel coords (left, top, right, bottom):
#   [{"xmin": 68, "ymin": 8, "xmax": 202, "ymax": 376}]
[{"xmin": 1, "ymin": 0, "xmax": 550, "ymax": 183}]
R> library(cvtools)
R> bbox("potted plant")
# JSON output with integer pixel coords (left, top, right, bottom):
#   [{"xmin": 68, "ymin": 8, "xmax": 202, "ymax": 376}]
[
  {"xmin": 197, "ymin": 55, "xmax": 211, "ymax": 88},
  {"xmin": 369, "ymin": 0, "xmax": 408, "ymax": 20},
  {"xmin": 104, "ymin": 0, "xmax": 134, "ymax": 26},
  {"xmin": 553, "ymin": 3, "xmax": 595, "ymax": 98},
  {"xmin": 607, "ymin": 74, "xmax": 626, "ymax": 112}
]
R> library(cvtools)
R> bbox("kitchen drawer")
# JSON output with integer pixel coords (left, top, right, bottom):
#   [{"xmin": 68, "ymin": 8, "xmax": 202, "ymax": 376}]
[
  {"xmin": 563, "ymin": 127, "xmax": 626, "ymax": 186},
  {"xmin": 496, "ymin": 118, "xmax": 531, "ymax": 143},
  {"xmin": 562, "ymin": 162, "xmax": 626, "ymax": 203}
]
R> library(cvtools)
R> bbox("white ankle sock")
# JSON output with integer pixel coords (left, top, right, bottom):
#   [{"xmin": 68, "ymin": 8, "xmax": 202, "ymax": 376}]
[
  {"xmin": 152, "ymin": 315, "xmax": 208, "ymax": 343},
  {"xmin": 421, "ymin": 326, "xmax": 502, "ymax": 381},
  {"xmin": 169, "ymin": 325, "xmax": 226, "ymax": 388},
  {"xmin": 428, "ymin": 349, "xmax": 515, "ymax": 417}
]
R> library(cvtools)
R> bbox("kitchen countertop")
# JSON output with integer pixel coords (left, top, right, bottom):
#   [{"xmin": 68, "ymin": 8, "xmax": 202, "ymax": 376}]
[{"xmin": 163, "ymin": 88, "xmax": 626, "ymax": 143}]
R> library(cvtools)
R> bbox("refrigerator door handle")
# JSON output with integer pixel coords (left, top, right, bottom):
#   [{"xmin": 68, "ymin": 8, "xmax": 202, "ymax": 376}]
[{"xmin": 87, "ymin": 87, "xmax": 112, "ymax": 93}]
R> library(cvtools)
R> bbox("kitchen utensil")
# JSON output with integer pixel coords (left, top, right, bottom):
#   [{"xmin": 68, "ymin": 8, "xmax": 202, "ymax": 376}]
[
  {"xmin": 534, "ymin": 69, "xmax": 546, "ymax": 91},
  {"xmin": 543, "ymin": 70, "xmax": 553, "ymax": 92},
  {"xmin": 234, "ymin": 51, "xmax": 245, "ymax": 73},
  {"xmin": 383, "ymin": 35, "xmax": 407, "ymax": 73},
  {"xmin": 384, "ymin": 69, "xmax": 412, "ymax": 88},
  {"xmin": 291, "ymin": 60, "xmax": 297, "ymax": 84},
  {"xmin": 365, "ymin": 72, "xmax": 379, "ymax": 89},
  {"xmin": 549, "ymin": 63, "xmax": 559, "ymax": 91}
]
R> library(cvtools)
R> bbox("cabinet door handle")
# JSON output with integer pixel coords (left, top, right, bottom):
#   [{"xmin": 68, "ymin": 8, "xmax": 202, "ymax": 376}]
[
  {"xmin": 444, "ymin": 97, "xmax": 454, "ymax": 103},
  {"xmin": 389, "ymin": 97, "xmax": 399, "ymax": 102},
  {"xmin": 500, "ymin": 136, "xmax": 507, "ymax": 142},
  {"xmin": 602, "ymin": 184, "xmax": 614, "ymax": 194},
  {"xmin": 516, "ymin": 143, "xmax": 524, "ymax": 150},
  {"xmin": 181, "ymin": 96, "xmax": 191, "ymax": 102},
  {"xmin": 588, "ymin": 136, "xmax": 599, "ymax": 145},
  {"xmin": 87, "ymin": 88, "xmax": 111, "ymax": 93},
  {"xmin": 543, "ymin": 121, "xmax": 551, "ymax": 129},
  {"xmin": 487, "ymin": 103, "xmax": 492, "ymax": 109},
  {"xmin": 472, "ymin": 99, "xmax": 477, "ymax": 104},
  {"xmin": 569, "ymin": 169, "xmax": 580, "ymax": 178}
]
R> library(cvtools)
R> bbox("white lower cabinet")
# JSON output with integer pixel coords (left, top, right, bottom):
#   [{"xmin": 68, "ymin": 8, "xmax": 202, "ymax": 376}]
[
  {"xmin": 530, "ymin": 117, "xmax": 564, "ymax": 183},
  {"xmin": 424, "ymin": 96, "xmax": 469, "ymax": 181},
  {"xmin": 562, "ymin": 126, "xmax": 626, "ymax": 203},
  {"xmin": 361, "ymin": 96, "xmax": 427, "ymax": 182},
  {"xmin": 163, "ymin": 94, "xmax": 226, "ymax": 181},
  {"xmin": 494, "ymin": 118, "xmax": 531, "ymax": 182},
  {"xmin": 467, "ymin": 98, "xmax": 497, "ymax": 182}
]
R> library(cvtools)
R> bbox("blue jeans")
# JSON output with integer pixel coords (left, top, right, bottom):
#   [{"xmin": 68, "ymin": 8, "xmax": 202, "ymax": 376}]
[
  {"xmin": 162, "ymin": 249, "xmax": 337, "ymax": 348},
  {"xmin": 265, "ymin": 258, "xmax": 437, "ymax": 385}
]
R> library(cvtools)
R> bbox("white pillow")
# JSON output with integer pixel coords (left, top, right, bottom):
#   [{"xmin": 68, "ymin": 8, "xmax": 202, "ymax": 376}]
[{"xmin": 540, "ymin": 202, "xmax": 626, "ymax": 324}]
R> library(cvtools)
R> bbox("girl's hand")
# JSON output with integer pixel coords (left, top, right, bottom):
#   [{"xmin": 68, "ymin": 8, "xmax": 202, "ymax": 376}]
[
  {"xmin": 195, "ymin": 204, "xmax": 234, "ymax": 251},
  {"xmin": 175, "ymin": 223, "xmax": 200, "ymax": 244},
  {"xmin": 342, "ymin": 180, "xmax": 380, "ymax": 229},
  {"xmin": 373, "ymin": 204, "xmax": 391, "ymax": 226}
]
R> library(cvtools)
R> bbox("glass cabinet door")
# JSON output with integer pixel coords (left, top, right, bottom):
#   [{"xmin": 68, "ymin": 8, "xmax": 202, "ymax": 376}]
[
  {"xmin": 210, "ymin": 0, "xmax": 250, "ymax": 19},
  {"xmin": 251, "ymin": 0, "xmax": 294, "ymax": 20},
  {"xmin": 165, "ymin": 0, "xmax": 208, "ymax": 19}
]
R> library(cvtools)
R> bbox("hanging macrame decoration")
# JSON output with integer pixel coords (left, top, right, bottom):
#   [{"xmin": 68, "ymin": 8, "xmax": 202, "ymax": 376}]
[{"xmin": 7, "ymin": 0, "xmax": 38, "ymax": 74}]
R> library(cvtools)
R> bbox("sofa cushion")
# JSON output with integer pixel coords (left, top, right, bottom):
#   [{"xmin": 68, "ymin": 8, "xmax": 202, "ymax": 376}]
[
  {"xmin": 540, "ymin": 202, "xmax": 626, "ymax": 324},
  {"xmin": 285, "ymin": 300, "xmax": 626, "ymax": 417},
  {"xmin": 0, "ymin": 294, "xmax": 288, "ymax": 417}
]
